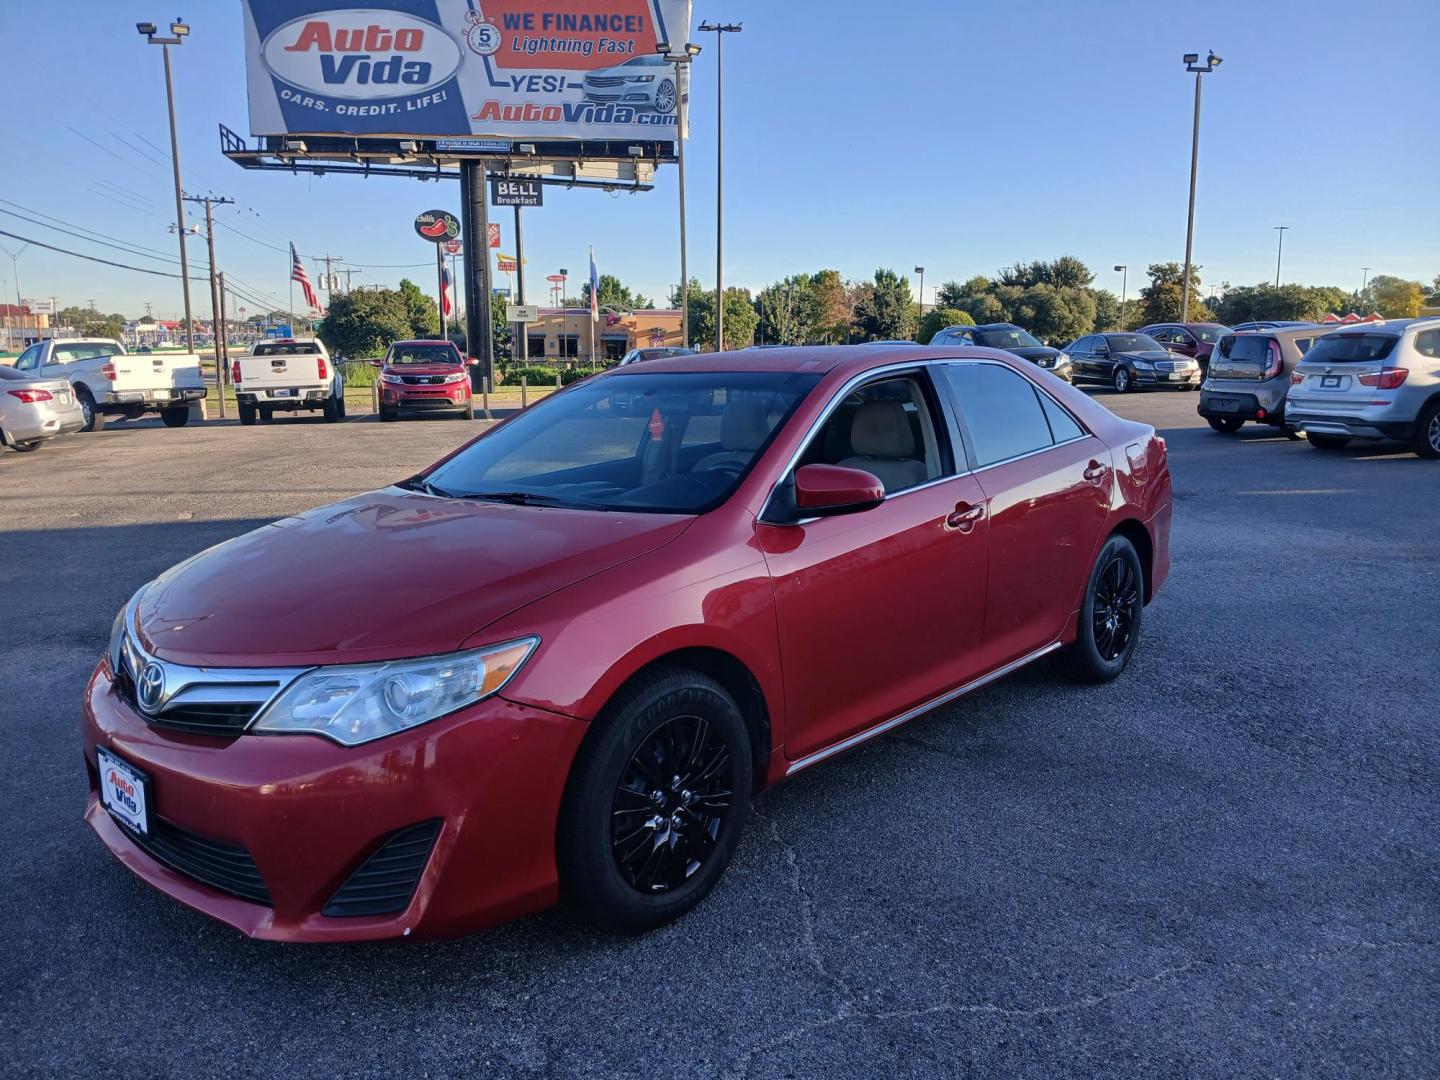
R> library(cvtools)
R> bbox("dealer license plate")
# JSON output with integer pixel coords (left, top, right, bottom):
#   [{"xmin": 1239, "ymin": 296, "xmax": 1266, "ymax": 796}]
[
  {"xmin": 1321, "ymin": 375, "xmax": 1341, "ymax": 388},
  {"xmin": 97, "ymin": 747, "xmax": 150, "ymax": 836},
  {"xmin": 272, "ymin": 388, "xmax": 295, "ymax": 397}
]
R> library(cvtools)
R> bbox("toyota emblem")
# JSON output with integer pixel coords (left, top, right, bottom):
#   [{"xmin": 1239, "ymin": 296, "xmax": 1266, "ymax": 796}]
[{"xmin": 138, "ymin": 661, "xmax": 166, "ymax": 714}]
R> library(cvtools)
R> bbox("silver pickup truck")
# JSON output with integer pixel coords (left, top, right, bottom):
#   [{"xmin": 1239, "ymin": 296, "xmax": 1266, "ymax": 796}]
[{"xmin": 11, "ymin": 338, "xmax": 205, "ymax": 431}]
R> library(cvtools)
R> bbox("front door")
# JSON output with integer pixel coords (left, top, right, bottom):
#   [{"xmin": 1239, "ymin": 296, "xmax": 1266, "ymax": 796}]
[{"xmin": 760, "ymin": 371, "xmax": 990, "ymax": 764}]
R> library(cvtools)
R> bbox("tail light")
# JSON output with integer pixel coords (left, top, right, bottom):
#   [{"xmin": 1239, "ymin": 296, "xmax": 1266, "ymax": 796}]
[
  {"xmin": 1358, "ymin": 368, "xmax": 1408, "ymax": 390},
  {"xmin": 1263, "ymin": 340, "xmax": 1283, "ymax": 379},
  {"xmin": 7, "ymin": 388, "xmax": 55, "ymax": 403},
  {"xmin": 101, "ymin": 361, "xmax": 117, "ymax": 381},
  {"xmin": 1290, "ymin": 371, "xmax": 1306, "ymax": 386},
  {"xmin": 317, "ymin": 357, "xmax": 328, "ymax": 380},
  {"xmin": 231, "ymin": 361, "xmax": 242, "ymax": 384}
]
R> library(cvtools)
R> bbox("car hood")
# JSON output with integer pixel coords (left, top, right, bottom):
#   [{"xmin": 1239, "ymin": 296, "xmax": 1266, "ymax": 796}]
[
  {"xmin": 382, "ymin": 363, "xmax": 464, "ymax": 377},
  {"xmin": 135, "ymin": 489, "xmax": 692, "ymax": 667},
  {"xmin": 1117, "ymin": 350, "xmax": 1177, "ymax": 364},
  {"xmin": 1007, "ymin": 346, "xmax": 1063, "ymax": 361}
]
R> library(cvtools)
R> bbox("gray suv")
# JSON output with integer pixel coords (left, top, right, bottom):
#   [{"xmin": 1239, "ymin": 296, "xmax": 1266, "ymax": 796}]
[
  {"xmin": 1198, "ymin": 326, "xmax": 1334, "ymax": 435},
  {"xmin": 1287, "ymin": 318, "xmax": 1440, "ymax": 458}
]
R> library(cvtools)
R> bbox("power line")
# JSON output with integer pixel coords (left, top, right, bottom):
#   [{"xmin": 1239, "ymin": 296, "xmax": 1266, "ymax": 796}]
[
  {"xmin": 0, "ymin": 207, "xmax": 187, "ymax": 267},
  {"xmin": 0, "ymin": 199, "xmax": 177, "ymax": 259},
  {"xmin": 0, "ymin": 228, "xmax": 202, "ymax": 280}
]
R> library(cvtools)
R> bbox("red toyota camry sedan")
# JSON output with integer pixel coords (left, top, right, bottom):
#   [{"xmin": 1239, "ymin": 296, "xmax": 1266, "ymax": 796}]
[{"xmin": 84, "ymin": 344, "xmax": 1171, "ymax": 941}]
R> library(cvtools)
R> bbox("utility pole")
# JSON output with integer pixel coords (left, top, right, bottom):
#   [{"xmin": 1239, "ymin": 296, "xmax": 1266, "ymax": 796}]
[
  {"xmin": 1273, "ymin": 225, "xmax": 1289, "ymax": 287},
  {"xmin": 184, "ymin": 193, "xmax": 234, "ymax": 416},
  {"xmin": 336, "ymin": 267, "xmax": 362, "ymax": 293},
  {"xmin": 699, "ymin": 22, "xmax": 741, "ymax": 352},
  {"xmin": 217, "ymin": 271, "xmax": 231, "ymax": 418}
]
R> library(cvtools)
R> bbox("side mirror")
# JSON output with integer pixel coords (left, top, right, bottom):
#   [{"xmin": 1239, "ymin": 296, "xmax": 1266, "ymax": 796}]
[{"xmin": 794, "ymin": 464, "xmax": 885, "ymax": 517}]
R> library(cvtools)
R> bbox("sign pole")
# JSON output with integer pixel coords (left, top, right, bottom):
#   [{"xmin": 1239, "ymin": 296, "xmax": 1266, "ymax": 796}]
[
  {"xmin": 514, "ymin": 205, "xmax": 527, "ymax": 364},
  {"xmin": 460, "ymin": 161, "xmax": 495, "ymax": 391}
]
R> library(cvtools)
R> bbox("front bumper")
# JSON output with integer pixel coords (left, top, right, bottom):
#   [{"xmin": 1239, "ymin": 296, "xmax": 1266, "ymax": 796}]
[
  {"xmin": 1135, "ymin": 368, "xmax": 1200, "ymax": 389},
  {"xmin": 382, "ymin": 384, "xmax": 471, "ymax": 409},
  {"xmin": 82, "ymin": 663, "xmax": 588, "ymax": 941},
  {"xmin": 1285, "ymin": 410, "xmax": 1415, "ymax": 441}
]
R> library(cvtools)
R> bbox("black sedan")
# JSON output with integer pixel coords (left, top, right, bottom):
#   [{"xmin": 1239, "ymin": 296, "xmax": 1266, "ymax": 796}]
[
  {"xmin": 928, "ymin": 323, "xmax": 1072, "ymax": 381},
  {"xmin": 1064, "ymin": 332, "xmax": 1202, "ymax": 393}
]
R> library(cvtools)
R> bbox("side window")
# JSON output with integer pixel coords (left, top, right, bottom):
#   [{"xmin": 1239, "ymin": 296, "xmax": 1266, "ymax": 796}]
[
  {"xmin": 1075, "ymin": 336, "xmax": 1097, "ymax": 353},
  {"xmin": 797, "ymin": 374, "xmax": 951, "ymax": 495},
  {"xmin": 1038, "ymin": 393, "xmax": 1085, "ymax": 443},
  {"xmin": 1294, "ymin": 337, "xmax": 1313, "ymax": 355},
  {"xmin": 943, "ymin": 363, "xmax": 1056, "ymax": 467},
  {"xmin": 1414, "ymin": 329, "xmax": 1440, "ymax": 358},
  {"xmin": 14, "ymin": 345, "xmax": 41, "ymax": 371}
]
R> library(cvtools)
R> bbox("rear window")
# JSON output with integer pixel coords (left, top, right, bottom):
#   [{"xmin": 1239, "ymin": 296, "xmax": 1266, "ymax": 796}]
[
  {"xmin": 253, "ymin": 342, "xmax": 321, "ymax": 356},
  {"xmin": 1217, "ymin": 335, "xmax": 1273, "ymax": 363},
  {"xmin": 53, "ymin": 342, "xmax": 123, "ymax": 362},
  {"xmin": 1302, "ymin": 334, "xmax": 1397, "ymax": 364}
]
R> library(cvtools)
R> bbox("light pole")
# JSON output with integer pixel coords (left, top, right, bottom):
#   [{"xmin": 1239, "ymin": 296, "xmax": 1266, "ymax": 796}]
[
  {"xmin": 1273, "ymin": 225, "xmax": 1289, "ymax": 286},
  {"xmin": 137, "ymin": 18, "xmax": 194, "ymax": 352},
  {"xmin": 699, "ymin": 21, "xmax": 741, "ymax": 352},
  {"xmin": 1113, "ymin": 263, "xmax": 1128, "ymax": 309},
  {"xmin": 914, "ymin": 265, "xmax": 925, "ymax": 321},
  {"xmin": 1361, "ymin": 266, "xmax": 1371, "ymax": 305},
  {"xmin": 656, "ymin": 40, "xmax": 701, "ymax": 348},
  {"xmin": 1179, "ymin": 50, "xmax": 1222, "ymax": 322}
]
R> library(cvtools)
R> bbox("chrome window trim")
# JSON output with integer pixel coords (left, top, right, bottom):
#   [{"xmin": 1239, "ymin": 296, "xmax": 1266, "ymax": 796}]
[{"xmin": 787, "ymin": 639, "xmax": 1064, "ymax": 775}]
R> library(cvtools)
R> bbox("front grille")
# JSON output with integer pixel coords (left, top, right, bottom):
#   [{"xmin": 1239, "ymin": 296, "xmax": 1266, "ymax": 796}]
[
  {"xmin": 400, "ymin": 374, "xmax": 447, "ymax": 385},
  {"xmin": 1157, "ymin": 360, "xmax": 1192, "ymax": 372},
  {"xmin": 323, "ymin": 820, "xmax": 441, "ymax": 918},
  {"xmin": 587, "ymin": 76, "xmax": 624, "ymax": 87},
  {"xmin": 124, "ymin": 817, "xmax": 272, "ymax": 905},
  {"xmin": 152, "ymin": 702, "xmax": 257, "ymax": 736}
]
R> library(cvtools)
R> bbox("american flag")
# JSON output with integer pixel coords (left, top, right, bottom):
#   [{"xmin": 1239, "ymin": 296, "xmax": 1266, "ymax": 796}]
[
  {"xmin": 291, "ymin": 243, "xmax": 319, "ymax": 310},
  {"xmin": 441, "ymin": 266, "xmax": 453, "ymax": 317}
]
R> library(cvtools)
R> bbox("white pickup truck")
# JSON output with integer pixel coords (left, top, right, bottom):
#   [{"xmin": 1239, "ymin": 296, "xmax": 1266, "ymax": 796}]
[
  {"xmin": 232, "ymin": 339, "xmax": 345, "ymax": 425},
  {"xmin": 11, "ymin": 338, "xmax": 205, "ymax": 431}
]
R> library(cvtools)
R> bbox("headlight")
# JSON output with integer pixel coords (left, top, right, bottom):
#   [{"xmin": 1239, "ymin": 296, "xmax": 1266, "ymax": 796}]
[
  {"xmin": 626, "ymin": 75, "xmax": 655, "ymax": 82},
  {"xmin": 107, "ymin": 606, "xmax": 128, "ymax": 673},
  {"xmin": 1133, "ymin": 360, "xmax": 1154, "ymax": 370},
  {"xmin": 381, "ymin": 372, "xmax": 405, "ymax": 384},
  {"xmin": 253, "ymin": 638, "xmax": 538, "ymax": 746},
  {"xmin": 443, "ymin": 372, "xmax": 467, "ymax": 384}
]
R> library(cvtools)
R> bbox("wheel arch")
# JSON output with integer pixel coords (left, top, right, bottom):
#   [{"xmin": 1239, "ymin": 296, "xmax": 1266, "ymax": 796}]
[{"xmin": 1109, "ymin": 517, "xmax": 1155, "ymax": 604}]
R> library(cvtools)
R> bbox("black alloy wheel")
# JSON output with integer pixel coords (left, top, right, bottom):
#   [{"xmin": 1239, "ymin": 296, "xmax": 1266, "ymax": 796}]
[
  {"xmin": 610, "ymin": 714, "xmax": 733, "ymax": 895},
  {"xmin": 1055, "ymin": 534, "xmax": 1145, "ymax": 684}
]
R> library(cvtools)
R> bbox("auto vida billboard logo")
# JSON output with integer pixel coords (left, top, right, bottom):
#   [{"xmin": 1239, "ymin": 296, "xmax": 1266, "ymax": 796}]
[{"xmin": 260, "ymin": 9, "xmax": 462, "ymax": 100}]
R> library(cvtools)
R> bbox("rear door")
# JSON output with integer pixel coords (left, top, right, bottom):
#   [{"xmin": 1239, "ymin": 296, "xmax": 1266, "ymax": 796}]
[
  {"xmin": 1209, "ymin": 334, "xmax": 1274, "ymax": 381},
  {"xmin": 1291, "ymin": 332, "xmax": 1400, "ymax": 414},
  {"xmin": 1069, "ymin": 336, "xmax": 1098, "ymax": 379},
  {"xmin": 940, "ymin": 361, "xmax": 1112, "ymax": 667}
]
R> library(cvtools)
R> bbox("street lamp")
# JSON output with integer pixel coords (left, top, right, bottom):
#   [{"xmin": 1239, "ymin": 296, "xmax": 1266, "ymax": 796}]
[
  {"xmin": 914, "ymin": 266, "xmax": 925, "ymax": 319},
  {"xmin": 1113, "ymin": 264, "xmax": 1128, "ymax": 312},
  {"xmin": 138, "ymin": 17, "xmax": 194, "ymax": 351},
  {"xmin": 656, "ymin": 40, "xmax": 701, "ymax": 348},
  {"xmin": 1179, "ymin": 50, "xmax": 1222, "ymax": 322},
  {"xmin": 1273, "ymin": 225, "xmax": 1289, "ymax": 286},
  {"xmin": 698, "ymin": 21, "xmax": 741, "ymax": 352}
]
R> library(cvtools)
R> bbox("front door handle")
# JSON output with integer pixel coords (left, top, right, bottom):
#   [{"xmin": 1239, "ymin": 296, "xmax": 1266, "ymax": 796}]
[
  {"xmin": 1083, "ymin": 459, "xmax": 1110, "ymax": 482},
  {"xmin": 946, "ymin": 501, "xmax": 985, "ymax": 532}
]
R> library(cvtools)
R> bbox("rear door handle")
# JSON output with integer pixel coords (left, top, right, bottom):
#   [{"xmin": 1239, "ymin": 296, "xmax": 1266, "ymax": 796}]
[
  {"xmin": 1083, "ymin": 459, "xmax": 1110, "ymax": 482},
  {"xmin": 946, "ymin": 502, "xmax": 985, "ymax": 532}
]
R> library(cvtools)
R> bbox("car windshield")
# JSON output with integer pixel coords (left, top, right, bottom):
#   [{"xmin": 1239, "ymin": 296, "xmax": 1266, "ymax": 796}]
[
  {"xmin": 1302, "ymin": 333, "xmax": 1398, "ymax": 364},
  {"xmin": 253, "ymin": 343, "xmax": 321, "ymax": 356},
  {"xmin": 388, "ymin": 343, "xmax": 459, "ymax": 365},
  {"xmin": 420, "ymin": 370, "xmax": 819, "ymax": 514},
  {"xmin": 53, "ymin": 342, "xmax": 122, "ymax": 362},
  {"xmin": 975, "ymin": 328, "xmax": 1043, "ymax": 349},
  {"xmin": 1106, "ymin": 334, "xmax": 1163, "ymax": 352}
]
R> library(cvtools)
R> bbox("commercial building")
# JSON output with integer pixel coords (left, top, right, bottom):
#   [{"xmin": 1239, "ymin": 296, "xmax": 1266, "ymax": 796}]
[{"xmin": 523, "ymin": 308, "xmax": 684, "ymax": 363}]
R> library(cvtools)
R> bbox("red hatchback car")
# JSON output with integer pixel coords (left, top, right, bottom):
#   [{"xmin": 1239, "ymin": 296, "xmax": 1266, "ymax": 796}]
[
  {"xmin": 379, "ymin": 339, "xmax": 474, "ymax": 420},
  {"xmin": 84, "ymin": 345, "xmax": 1171, "ymax": 941}
]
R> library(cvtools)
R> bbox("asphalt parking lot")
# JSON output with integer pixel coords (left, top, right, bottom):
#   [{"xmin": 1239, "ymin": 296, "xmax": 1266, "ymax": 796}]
[{"xmin": 5, "ymin": 391, "xmax": 1437, "ymax": 1078}]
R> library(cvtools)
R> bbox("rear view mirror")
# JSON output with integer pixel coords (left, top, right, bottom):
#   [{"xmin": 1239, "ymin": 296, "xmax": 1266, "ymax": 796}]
[{"xmin": 793, "ymin": 464, "xmax": 885, "ymax": 517}]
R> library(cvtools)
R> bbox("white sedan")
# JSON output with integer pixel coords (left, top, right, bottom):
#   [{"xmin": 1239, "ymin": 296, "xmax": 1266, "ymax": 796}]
[{"xmin": 581, "ymin": 54, "xmax": 677, "ymax": 112}]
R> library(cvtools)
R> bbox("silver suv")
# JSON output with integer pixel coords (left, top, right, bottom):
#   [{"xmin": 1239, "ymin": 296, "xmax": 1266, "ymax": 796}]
[
  {"xmin": 1198, "ymin": 326, "xmax": 1334, "ymax": 436},
  {"xmin": 1287, "ymin": 318, "xmax": 1440, "ymax": 458}
]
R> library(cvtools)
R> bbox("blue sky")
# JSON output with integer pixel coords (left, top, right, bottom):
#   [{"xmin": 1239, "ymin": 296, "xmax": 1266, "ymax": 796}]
[{"xmin": 0, "ymin": 0, "xmax": 1435, "ymax": 319}]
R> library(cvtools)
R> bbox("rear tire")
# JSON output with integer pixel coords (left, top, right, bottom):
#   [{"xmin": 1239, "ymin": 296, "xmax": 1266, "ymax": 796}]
[
  {"xmin": 1411, "ymin": 400, "xmax": 1440, "ymax": 459},
  {"xmin": 12, "ymin": 438, "xmax": 41, "ymax": 452},
  {"xmin": 557, "ymin": 667, "xmax": 752, "ymax": 932},
  {"xmin": 323, "ymin": 396, "xmax": 340, "ymax": 423},
  {"xmin": 160, "ymin": 406, "xmax": 189, "ymax": 427},
  {"xmin": 1307, "ymin": 433, "xmax": 1351, "ymax": 451},
  {"xmin": 77, "ymin": 389, "xmax": 105, "ymax": 432},
  {"xmin": 259, "ymin": 406, "xmax": 274, "ymax": 423},
  {"xmin": 1207, "ymin": 416, "xmax": 1244, "ymax": 434},
  {"xmin": 238, "ymin": 404, "xmax": 257, "ymax": 426},
  {"xmin": 1054, "ymin": 534, "xmax": 1144, "ymax": 685},
  {"xmin": 1112, "ymin": 366, "xmax": 1131, "ymax": 393}
]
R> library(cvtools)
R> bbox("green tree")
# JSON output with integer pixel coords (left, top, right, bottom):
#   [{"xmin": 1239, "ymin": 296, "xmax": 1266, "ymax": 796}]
[
  {"xmin": 1092, "ymin": 289, "xmax": 1125, "ymax": 331},
  {"xmin": 56, "ymin": 306, "xmax": 127, "ymax": 339},
  {"xmin": 685, "ymin": 281, "xmax": 759, "ymax": 351},
  {"xmin": 808, "ymin": 269, "xmax": 851, "ymax": 343},
  {"xmin": 998, "ymin": 256, "xmax": 1094, "ymax": 290},
  {"xmin": 1137, "ymin": 262, "xmax": 1214, "ymax": 325},
  {"xmin": 1368, "ymin": 275, "xmax": 1425, "ymax": 318},
  {"xmin": 852, "ymin": 268, "xmax": 916, "ymax": 341},
  {"xmin": 917, "ymin": 307, "xmax": 973, "ymax": 344},
  {"xmin": 756, "ymin": 273, "xmax": 825, "ymax": 345},
  {"xmin": 936, "ymin": 276, "xmax": 990, "ymax": 309},
  {"xmin": 318, "ymin": 288, "xmax": 411, "ymax": 357},
  {"xmin": 581, "ymin": 273, "xmax": 651, "ymax": 313},
  {"xmin": 397, "ymin": 278, "xmax": 440, "ymax": 338}
]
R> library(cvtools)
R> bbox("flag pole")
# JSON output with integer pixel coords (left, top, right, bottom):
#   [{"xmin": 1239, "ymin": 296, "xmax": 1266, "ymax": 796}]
[{"xmin": 435, "ymin": 244, "xmax": 445, "ymax": 334}]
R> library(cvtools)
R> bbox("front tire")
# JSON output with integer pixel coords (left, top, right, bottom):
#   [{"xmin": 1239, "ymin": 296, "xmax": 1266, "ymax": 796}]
[
  {"xmin": 11, "ymin": 438, "xmax": 41, "ymax": 453},
  {"xmin": 557, "ymin": 667, "xmax": 752, "ymax": 932},
  {"xmin": 1207, "ymin": 416, "xmax": 1244, "ymax": 433},
  {"xmin": 1411, "ymin": 400, "xmax": 1440, "ymax": 459},
  {"xmin": 160, "ymin": 406, "xmax": 189, "ymax": 427},
  {"xmin": 1112, "ymin": 366, "xmax": 1131, "ymax": 393},
  {"xmin": 460, "ymin": 400, "xmax": 475, "ymax": 421},
  {"xmin": 1055, "ymin": 534, "xmax": 1144, "ymax": 684},
  {"xmin": 1307, "ymin": 433, "xmax": 1351, "ymax": 451}
]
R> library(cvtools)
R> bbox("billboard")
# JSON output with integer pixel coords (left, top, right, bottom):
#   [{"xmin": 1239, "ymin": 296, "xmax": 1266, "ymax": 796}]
[{"xmin": 242, "ymin": 1, "xmax": 692, "ymax": 142}]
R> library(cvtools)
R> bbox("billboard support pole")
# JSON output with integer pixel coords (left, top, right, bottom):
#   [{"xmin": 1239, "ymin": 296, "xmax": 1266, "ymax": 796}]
[
  {"xmin": 514, "ymin": 206, "xmax": 527, "ymax": 365},
  {"xmin": 461, "ymin": 161, "xmax": 494, "ymax": 391}
]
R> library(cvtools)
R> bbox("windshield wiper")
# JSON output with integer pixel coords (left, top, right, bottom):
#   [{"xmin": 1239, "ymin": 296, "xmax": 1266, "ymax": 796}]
[
  {"xmin": 458, "ymin": 490, "xmax": 574, "ymax": 507},
  {"xmin": 396, "ymin": 477, "xmax": 456, "ymax": 498}
]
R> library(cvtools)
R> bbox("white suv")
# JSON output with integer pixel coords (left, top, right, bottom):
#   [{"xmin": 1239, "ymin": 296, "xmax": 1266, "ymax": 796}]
[{"xmin": 1286, "ymin": 318, "xmax": 1440, "ymax": 458}]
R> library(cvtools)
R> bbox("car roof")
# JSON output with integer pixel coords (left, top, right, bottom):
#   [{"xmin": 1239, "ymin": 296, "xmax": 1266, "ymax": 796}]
[
  {"xmin": 390, "ymin": 339, "xmax": 456, "ymax": 346},
  {"xmin": 607, "ymin": 342, "xmax": 1026, "ymax": 379}
]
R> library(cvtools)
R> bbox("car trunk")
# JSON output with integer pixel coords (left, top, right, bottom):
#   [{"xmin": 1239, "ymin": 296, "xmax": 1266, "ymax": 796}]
[
  {"xmin": 109, "ymin": 353, "xmax": 204, "ymax": 393},
  {"xmin": 1292, "ymin": 333, "xmax": 1398, "ymax": 411},
  {"xmin": 238, "ymin": 346, "xmax": 327, "ymax": 392}
]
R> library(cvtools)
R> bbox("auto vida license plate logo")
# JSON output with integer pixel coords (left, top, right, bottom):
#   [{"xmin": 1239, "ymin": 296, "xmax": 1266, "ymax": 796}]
[{"xmin": 137, "ymin": 661, "xmax": 166, "ymax": 714}]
